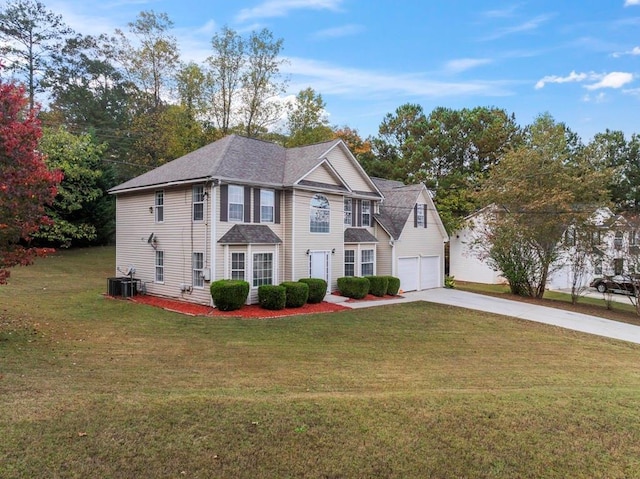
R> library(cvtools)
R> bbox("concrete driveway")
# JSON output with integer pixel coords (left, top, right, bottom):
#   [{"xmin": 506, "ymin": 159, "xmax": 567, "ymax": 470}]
[{"xmin": 342, "ymin": 288, "xmax": 640, "ymax": 345}]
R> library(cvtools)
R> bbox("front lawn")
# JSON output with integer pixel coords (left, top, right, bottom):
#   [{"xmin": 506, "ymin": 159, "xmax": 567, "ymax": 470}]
[{"xmin": 2, "ymin": 248, "xmax": 640, "ymax": 478}]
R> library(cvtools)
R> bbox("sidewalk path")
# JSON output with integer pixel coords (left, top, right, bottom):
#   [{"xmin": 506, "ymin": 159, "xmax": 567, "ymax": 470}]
[{"xmin": 342, "ymin": 288, "xmax": 640, "ymax": 345}]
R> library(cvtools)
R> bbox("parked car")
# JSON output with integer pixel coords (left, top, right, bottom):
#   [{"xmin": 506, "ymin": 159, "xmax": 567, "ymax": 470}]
[{"xmin": 590, "ymin": 275, "xmax": 638, "ymax": 295}]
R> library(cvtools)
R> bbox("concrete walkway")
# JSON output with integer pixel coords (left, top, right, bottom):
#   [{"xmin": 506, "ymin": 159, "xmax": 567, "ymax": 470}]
[{"xmin": 341, "ymin": 288, "xmax": 640, "ymax": 345}]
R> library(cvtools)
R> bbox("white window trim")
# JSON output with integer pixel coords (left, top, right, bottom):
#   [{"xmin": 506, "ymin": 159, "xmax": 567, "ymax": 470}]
[
  {"xmin": 344, "ymin": 249, "xmax": 355, "ymax": 277},
  {"xmin": 344, "ymin": 198, "xmax": 352, "ymax": 226},
  {"xmin": 260, "ymin": 189, "xmax": 275, "ymax": 223},
  {"xmin": 310, "ymin": 194, "xmax": 330, "ymax": 233},
  {"xmin": 228, "ymin": 185, "xmax": 244, "ymax": 222},
  {"xmin": 155, "ymin": 190, "xmax": 164, "ymax": 223},
  {"xmin": 416, "ymin": 204, "xmax": 425, "ymax": 228},
  {"xmin": 361, "ymin": 248, "xmax": 374, "ymax": 276},
  {"xmin": 231, "ymin": 252, "xmax": 246, "ymax": 281},
  {"xmin": 193, "ymin": 252, "xmax": 204, "ymax": 288},
  {"xmin": 361, "ymin": 200, "xmax": 371, "ymax": 227},
  {"xmin": 155, "ymin": 250, "xmax": 164, "ymax": 283},
  {"xmin": 193, "ymin": 185, "xmax": 205, "ymax": 222},
  {"xmin": 252, "ymin": 251, "xmax": 274, "ymax": 288}
]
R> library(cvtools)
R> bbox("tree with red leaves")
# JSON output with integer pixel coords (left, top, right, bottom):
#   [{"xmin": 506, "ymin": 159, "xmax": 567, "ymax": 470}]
[{"xmin": 0, "ymin": 78, "xmax": 62, "ymax": 283}]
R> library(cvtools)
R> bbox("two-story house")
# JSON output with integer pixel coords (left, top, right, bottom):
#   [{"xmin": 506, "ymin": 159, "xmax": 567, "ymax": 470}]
[{"xmin": 109, "ymin": 135, "xmax": 448, "ymax": 305}]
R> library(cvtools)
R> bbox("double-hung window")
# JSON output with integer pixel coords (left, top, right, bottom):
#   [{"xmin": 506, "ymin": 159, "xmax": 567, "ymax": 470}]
[
  {"xmin": 253, "ymin": 253, "xmax": 273, "ymax": 287},
  {"xmin": 228, "ymin": 185, "xmax": 244, "ymax": 222},
  {"xmin": 261, "ymin": 189, "xmax": 275, "ymax": 223},
  {"xmin": 416, "ymin": 204, "xmax": 425, "ymax": 228},
  {"xmin": 155, "ymin": 250, "xmax": 164, "ymax": 283},
  {"xmin": 361, "ymin": 249, "xmax": 374, "ymax": 276},
  {"xmin": 155, "ymin": 191, "xmax": 164, "ymax": 223},
  {"xmin": 310, "ymin": 194, "xmax": 330, "ymax": 233},
  {"xmin": 344, "ymin": 250, "xmax": 355, "ymax": 277},
  {"xmin": 193, "ymin": 252, "xmax": 204, "ymax": 288},
  {"xmin": 231, "ymin": 252, "xmax": 245, "ymax": 280},
  {"xmin": 361, "ymin": 200, "xmax": 371, "ymax": 227},
  {"xmin": 344, "ymin": 198, "xmax": 352, "ymax": 226},
  {"xmin": 193, "ymin": 185, "xmax": 205, "ymax": 221}
]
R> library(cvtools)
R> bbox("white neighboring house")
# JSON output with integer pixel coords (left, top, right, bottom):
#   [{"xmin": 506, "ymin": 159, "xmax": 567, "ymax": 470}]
[
  {"xmin": 108, "ymin": 135, "xmax": 449, "ymax": 305},
  {"xmin": 449, "ymin": 205, "xmax": 507, "ymax": 284},
  {"xmin": 450, "ymin": 205, "xmax": 635, "ymax": 290}
]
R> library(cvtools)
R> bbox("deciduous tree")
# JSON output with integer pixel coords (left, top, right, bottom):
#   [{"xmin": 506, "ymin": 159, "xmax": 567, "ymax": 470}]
[
  {"xmin": 0, "ymin": 79, "xmax": 61, "ymax": 283},
  {"xmin": 286, "ymin": 87, "xmax": 333, "ymax": 146}
]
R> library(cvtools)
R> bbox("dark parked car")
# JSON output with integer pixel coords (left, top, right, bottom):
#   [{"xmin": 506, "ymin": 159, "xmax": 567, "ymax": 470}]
[{"xmin": 590, "ymin": 275, "xmax": 638, "ymax": 295}]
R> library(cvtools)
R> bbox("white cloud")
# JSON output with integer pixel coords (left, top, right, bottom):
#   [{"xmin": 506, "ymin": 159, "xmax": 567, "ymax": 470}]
[
  {"xmin": 535, "ymin": 71, "xmax": 589, "ymax": 89},
  {"xmin": 582, "ymin": 92, "xmax": 607, "ymax": 103},
  {"xmin": 236, "ymin": 0, "xmax": 343, "ymax": 22},
  {"xmin": 624, "ymin": 0, "xmax": 640, "ymax": 6},
  {"xmin": 536, "ymin": 71, "xmax": 634, "ymax": 90},
  {"xmin": 283, "ymin": 57, "xmax": 512, "ymax": 98},
  {"xmin": 312, "ymin": 24, "xmax": 364, "ymax": 39},
  {"xmin": 482, "ymin": 14, "xmax": 554, "ymax": 41},
  {"xmin": 585, "ymin": 72, "xmax": 634, "ymax": 90},
  {"xmin": 444, "ymin": 58, "xmax": 492, "ymax": 73}
]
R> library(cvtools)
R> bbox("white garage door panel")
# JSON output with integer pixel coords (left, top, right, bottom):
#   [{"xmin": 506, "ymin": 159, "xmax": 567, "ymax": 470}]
[
  {"xmin": 420, "ymin": 256, "xmax": 440, "ymax": 289},
  {"xmin": 398, "ymin": 257, "xmax": 419, "ymax": 292}
]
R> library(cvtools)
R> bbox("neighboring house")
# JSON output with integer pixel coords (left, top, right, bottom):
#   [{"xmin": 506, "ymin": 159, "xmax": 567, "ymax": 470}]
[
  {"xmin": 450, "ymin": 205, "xmax": 638, "ymax": 290},
  {"xmin": 109, "ymin": 135, "xmax": 449, "ymax": 305},
  {"xmin": 449, "ymin": 205, "xmax": 507, "ymax": 285}
]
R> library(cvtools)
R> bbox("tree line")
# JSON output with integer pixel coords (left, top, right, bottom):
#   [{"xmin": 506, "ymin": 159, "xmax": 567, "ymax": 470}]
[{"xmin": 2, "ymin": 0, "xmax": 639, "ymax": 297}]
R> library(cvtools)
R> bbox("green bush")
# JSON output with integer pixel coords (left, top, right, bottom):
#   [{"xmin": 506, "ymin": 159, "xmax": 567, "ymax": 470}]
[
  {"xmin": 337, "ymin": 276, "xmax": 370, "ymax": 299},
  {"xmin": 258, "ymin": 285, "xmax": 286, "ymax": 310},
  {"xmin": 298, "ymin": 278, "xmax": 328, "ymax": 303},
  {"xmin": 444, "ymin": 275, "xmax": 455, "ymax": 289},
  {"xmin": 367, "ymin": 276, "xmax": 389, "ymax": 297},
  {"xmin": 280, "ymin": 281, "xmax": 309, "ymax": 308},
  {"xmin": 210, "ymin": 279, "xmax": 250, "ymax": 311},
  {"xmin": 384, "ymin": 276, "xmax": 401, "ymax": 295}
]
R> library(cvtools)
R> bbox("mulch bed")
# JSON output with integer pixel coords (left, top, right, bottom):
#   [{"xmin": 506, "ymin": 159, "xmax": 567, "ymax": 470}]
[
  {"xmin": 344, "ymin": 293, "xmax": 403, "ymax": 302},
  {"xmin": 124, "ymin": 294, "xmax": 349, "ymax": 318}
]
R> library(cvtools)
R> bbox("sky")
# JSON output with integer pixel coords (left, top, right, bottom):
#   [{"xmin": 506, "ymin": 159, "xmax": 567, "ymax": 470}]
[{"xmin": 38, "ymin": 0, "xmax": 640, "ymax": 141}]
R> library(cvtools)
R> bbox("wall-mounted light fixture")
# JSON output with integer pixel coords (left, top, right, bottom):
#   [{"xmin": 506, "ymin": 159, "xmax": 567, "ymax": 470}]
[
  {"xmin": 331, "ymin": 248, "xmax": 336, "ymax": 254},
  {"xmin": 306, "ymin": 249, "xmax": 310, "ymax": 255},
  {"xmin": 149, "ymin": 206, "xmax": 153, "ymax": 214}
]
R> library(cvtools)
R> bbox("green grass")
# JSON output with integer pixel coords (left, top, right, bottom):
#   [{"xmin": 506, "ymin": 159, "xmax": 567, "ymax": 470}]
[{"xmin": 3, "ymin": 248, "xmax": 640, "ymax": 478}]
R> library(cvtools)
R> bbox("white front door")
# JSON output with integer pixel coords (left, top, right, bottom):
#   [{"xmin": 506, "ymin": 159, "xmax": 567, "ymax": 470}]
[{"xmin": 310, "ymin": 251, "xmax": 330, "ymax": 284}]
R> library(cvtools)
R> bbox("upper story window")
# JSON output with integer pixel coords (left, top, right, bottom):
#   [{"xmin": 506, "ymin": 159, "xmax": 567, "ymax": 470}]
[
  {"xmin": 193, "ymin": 185, "xmax": 204, "ymax": 221},
  {"xmin": 261, "ymin": 189, "xmax": 275, "ymax": 223},
  {"xmin": 631, "ymin": 230, "xmax": 638, "ymax": 246},
  {"xmin": 614, "ymin": 231, "xmax": 624, "ymax": 250},
  {"xmin": 310, "ymin": 194, "xmax": 330, "ymax": 233},
  {"xmin": 155, "ymin": 191, "xmax": 164, "ymax": 223},
  {"xmin": 344, "ymin": 198, "xmax": 352, "ymax": 226},
  {"xmin": 228, "ymin": 185, "xmax": 244, "ymax": 222},
  {"xmin": 416, "ymin": 204, "xmax": 425, "ymax": 228},
  {"xmin": 361, "ymin": 200, "xmax": 371, "ymax": 227}
]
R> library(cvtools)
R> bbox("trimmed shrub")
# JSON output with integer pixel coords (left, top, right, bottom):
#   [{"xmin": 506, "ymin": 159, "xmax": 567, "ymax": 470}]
[
  {"xmin": 337, "ymin": 276, "xmax": 370, "ymax": 299},
  {"xmin": 281, "ymin": 281, "xmax": 309, "ymax": 308},
  {"xmin": 384, "ymin": 276, "xmax": 401, "ymax": 296},
  {"xmin": 367, "ymin": 276, "xmax": 389, "ymax": 297},
  {"xmin": 298, "ymin": 278, "xmax": 328, "ymax": 304},
  {"xmin": 444, "ymin": 275, "xmax": 455, "ymax": 289},
  {"xmin": 210, "ymin": 279, "xmax": 250, "ymax": 311},
  {"xmin": 258, "ymin": 285, "xmax": 286, "ymax": 310}
]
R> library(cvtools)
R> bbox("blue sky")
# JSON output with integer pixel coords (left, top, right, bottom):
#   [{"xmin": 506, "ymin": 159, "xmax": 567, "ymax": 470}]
[{"xmin": 44, "ymin": 0, "xmax": 640, "ymax": 141}]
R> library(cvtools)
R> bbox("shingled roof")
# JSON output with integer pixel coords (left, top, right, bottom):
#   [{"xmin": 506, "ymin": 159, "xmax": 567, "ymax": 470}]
[
  {"xmin": 217, "ymin": 224, "xmax": 283, "ymax": 244},
  {"xmin": 344, "ymin": 228, "xmax": 378, "ymax": 243},
  {"xmin": 109, "ymin": 135, "xmax": 345, "ymax": 194},
  {"xmin": 371, "ymin": 177, "xmax": 425, "ymax": 240}
]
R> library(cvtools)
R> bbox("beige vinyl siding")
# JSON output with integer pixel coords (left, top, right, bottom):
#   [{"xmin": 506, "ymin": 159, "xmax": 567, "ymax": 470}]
[
  {"xmin": 291, "ymin": 189, "xmax": 344, "ymax": 291},
  {"xmin": 115, "ymin": 186, "xmax": 211, "ymax": 305},
  {"xmin": 394, "ymin": 190, "xmax": 446, "ymax": 287},
  {"xmin": 303, "ymin": 164, "xmax": 340, "ymax": 185},
  {"xmin": 374, "ymin": 224, "xmax": 393, "ymax": 276},
  {"xmin": 213, "ymin": 185, "xmax": 285, "ymax": 303},
  {"xmin": 283, "ymin": 190, "xmax": 294, "ymax": 282},
  {"xmin": 324, "ymin": 146, "xmax": 376, "ymax": 193}
]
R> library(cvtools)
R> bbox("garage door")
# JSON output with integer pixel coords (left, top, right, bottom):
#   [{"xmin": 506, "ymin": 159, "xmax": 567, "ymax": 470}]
[
  {"xmin": 398, "ymin": 257, "xmax": 419, "ymax": 292},
  {"xmin": 420, "ymin": 256, "xmax": 440, "ymax": 289}
]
